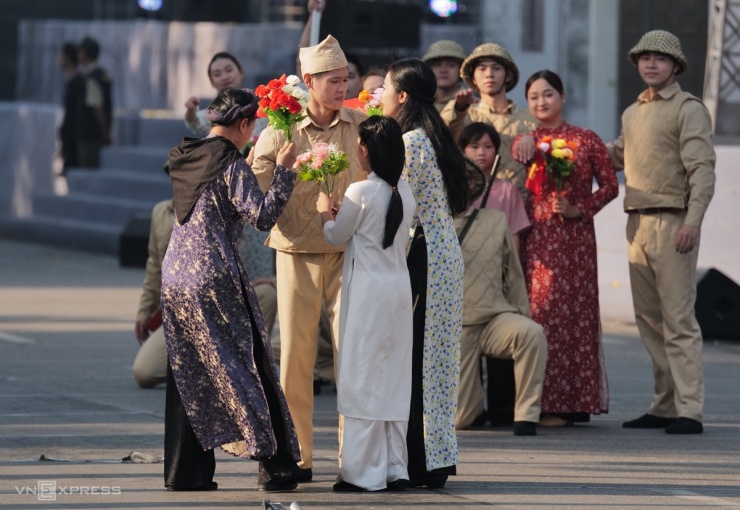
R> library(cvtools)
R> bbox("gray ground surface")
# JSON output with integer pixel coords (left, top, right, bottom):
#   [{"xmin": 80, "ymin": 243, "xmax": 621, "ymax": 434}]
[{"xmin": 1, "ymin": 239, "xmax": 739, "ymax": 509}]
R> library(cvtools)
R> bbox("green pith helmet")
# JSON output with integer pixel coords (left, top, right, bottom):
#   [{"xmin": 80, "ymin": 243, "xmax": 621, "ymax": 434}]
[
  {"xmin": 460, "ymin": 43, "xmax": 519, "ymax": 92},
  {"xmin": 422, "ymin": 40, "xmax": 466, "ymax": 64},
  {"xmin": 628, "ymin": 30, "xmax": 688, "ymax": 74}
]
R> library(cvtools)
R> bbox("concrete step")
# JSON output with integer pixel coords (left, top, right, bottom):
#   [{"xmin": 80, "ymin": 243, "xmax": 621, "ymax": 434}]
[
  {"xmin": 0, "ymin": 214, "xmax": 120, "ymax": 255},
  {"xmin": 33, "ymin": 192, "xmax": 157, "ymax": 227},
  {"xmin": 100, "ymin": 146, "xmax": 170, "ymax": 174},
  {"xmin": 135, "ymin": 117, "xmax": 193, "ymax": 148},
  {"xmin": 65, "ymin": 168, "xmax": 171, "ymax": 203}
]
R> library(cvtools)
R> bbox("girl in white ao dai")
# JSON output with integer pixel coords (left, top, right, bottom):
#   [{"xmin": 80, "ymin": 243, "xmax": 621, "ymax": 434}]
[{"xmin": 317, "ymin": 116, "xmax": 416, "ymax": 492}]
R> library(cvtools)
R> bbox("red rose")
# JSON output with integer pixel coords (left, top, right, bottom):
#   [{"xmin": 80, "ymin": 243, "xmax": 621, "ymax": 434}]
[
  {"xmin": 259, "ymin": 97, "xmax": 270, "ymax": 108},
  {"xmin": 277, "ymin": 93, "xmax": 292, "ymax": 106},
  {"xmin": 255, "ymin": 85, "xmax": 269, "ymax": 98},
  {"xmin": 269, "ymin": 99, "xmax": 280, "ymax": 110},
  {"xmin": 287, "ymin": 100, "xmax": 301, "ymax": 114},
  {"xmin": 268, "ymin": 79, "xmax": 281, "ymax": 91}
]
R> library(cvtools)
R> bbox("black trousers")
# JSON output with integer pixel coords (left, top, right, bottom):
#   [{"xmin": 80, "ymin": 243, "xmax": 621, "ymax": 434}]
[
  {"xmin": 164, "ymin": 363, "xmax": 216, "ymax": 489},
  {"xmin": 486, "ymin": 358, "xmax": 516, "ymax": 425},
  {"xmin": 164, "ymin": 304, "xmax": 295, "ymax": 488},
  {"xmin": 406, "ymin": 226, "xmax": 456, "ymax": 481}
]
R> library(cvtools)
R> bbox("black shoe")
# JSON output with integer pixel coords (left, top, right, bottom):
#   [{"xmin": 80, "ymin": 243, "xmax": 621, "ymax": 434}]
[
  {"xmin": 665, "ymin": 417, "xmax": 703, "ymax": 435},
  {"xmin": 165, "ymin": 481, "xmax": 217, "ymax": 491},
  {"xmin": 333, "ymin": 480, "xmax": 366, "ymax": 492},
  {"xmin": 513, "ymin": 421, "xmax": 537, "ymax": 436},
  {"xmin": 408, "ymin": 473, "xmax": 447, "ymax": 489},
  {"xmin": 258, "ymin": 477, "xmax": 298, "ymax": 492},
  {"xmin": 622, "ymin": 413, "xmax": 677, "ymax": 429},
  {"xmin": 296, "ymin": 467, "xmax": 312, "ymax": 483},
  {"xmin": 383, "ymin": 479, "xmax": 408, "ymax": 492}
]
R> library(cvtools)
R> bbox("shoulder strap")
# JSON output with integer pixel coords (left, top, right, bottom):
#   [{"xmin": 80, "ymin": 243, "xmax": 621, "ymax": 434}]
[{"xmin": 457, "ymin": 209, "xmax": 479, "ymax": 245}]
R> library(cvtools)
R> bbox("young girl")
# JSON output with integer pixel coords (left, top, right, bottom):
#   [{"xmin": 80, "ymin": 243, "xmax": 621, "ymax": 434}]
[
  {"xmin": 316, "ymin": 116, "xmax": 416, "ymax": 492},
  {"xmin": 458, "ymin": 122, "xmax": 530, "ymax": 252}
]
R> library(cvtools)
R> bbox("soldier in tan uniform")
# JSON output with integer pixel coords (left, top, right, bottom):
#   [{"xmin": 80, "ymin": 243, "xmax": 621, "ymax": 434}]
[
  {"xmin": 440, "ymin": 43, "xmax": 536, "ymax": 199},
  {"xmin": 609, "ymin": 31, "xmax": 716, "ymax": 435},
  {"xmin": 421, "ymin": 40, "xmax": 467, "ymax": 113},
  {"xmin": 251, "ymin": 35, "xmax": 366, "ymax": 479},
  {"xmin": 454, "ymin": 173, "xmax": 547, "ymax": 436}
]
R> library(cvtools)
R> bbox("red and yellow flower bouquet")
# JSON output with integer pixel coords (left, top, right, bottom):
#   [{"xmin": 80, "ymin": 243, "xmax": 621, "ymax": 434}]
[{"xmin": 525, "ymin": 135, "xmax": 578, "ymax": 197}]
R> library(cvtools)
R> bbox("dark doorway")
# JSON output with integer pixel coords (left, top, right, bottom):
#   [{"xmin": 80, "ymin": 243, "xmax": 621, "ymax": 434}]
[{"xmin": 618, "ymin": 0, "xmax": 709, "ymax": 115}]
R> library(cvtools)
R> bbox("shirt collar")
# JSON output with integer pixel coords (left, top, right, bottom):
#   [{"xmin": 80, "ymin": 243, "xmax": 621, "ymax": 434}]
[
  {"xmin": 479, "ymin": 99, "xmax": 517, "ymax": 115},
  {"xmin": 296, "ymin": 106, "xmax": 354, "ymax": 131},
  {"xmin": 637, "ymin": 81, "xmax": 681, "ymax": 103}
]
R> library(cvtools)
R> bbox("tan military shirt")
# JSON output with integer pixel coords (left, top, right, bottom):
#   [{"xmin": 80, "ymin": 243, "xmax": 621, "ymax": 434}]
[
  {"xmin": 609, "ymin": 82, "xmax": 716, "ymax": 228},
  {"xmin": 441, "ymin": 99, "xmax": 537, "ymax": 198},
  {"xmin": 434, "ymin": 82, "xmax": 465, "ymax": 113},
  {"xmin": 137, "ymin": 199, "xmax": 174, "ymax": 322},
  {"xmin": 251, "ymin": 107, "xmax": 367, "ymax": 253},
  {"xmin": 454, "ymin": 208, "xmax": 530, "ymax": 326}
]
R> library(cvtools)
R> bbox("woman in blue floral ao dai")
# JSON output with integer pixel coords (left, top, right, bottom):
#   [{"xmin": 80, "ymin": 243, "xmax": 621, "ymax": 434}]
[
  {"xmin": 162, "ymin": 88, "xmax": 301, "ymax": 492},
  {"xmin": 380, "ymin": 59, "xmax": 470, "ymax": 489}
]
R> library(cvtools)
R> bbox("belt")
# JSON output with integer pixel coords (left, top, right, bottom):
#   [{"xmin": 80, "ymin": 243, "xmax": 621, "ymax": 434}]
[{"xmin": 628, "ymin": 207, "xmax": 684, "ymax": 215}]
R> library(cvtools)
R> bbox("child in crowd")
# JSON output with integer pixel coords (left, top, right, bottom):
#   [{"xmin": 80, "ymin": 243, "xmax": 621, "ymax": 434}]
[
  {"xmin": 459, "ymin": 122, "xmax": 530, "ymax": 252},
  {"xmin": 316, "ymin": 116, "xmax": 416, "ymax": 492}
]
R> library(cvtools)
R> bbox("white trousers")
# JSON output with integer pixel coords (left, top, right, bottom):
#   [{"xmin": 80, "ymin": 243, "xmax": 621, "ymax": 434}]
[{"xmin": 340, "ymin": 416, "xmax": 409, "ymax": 491}]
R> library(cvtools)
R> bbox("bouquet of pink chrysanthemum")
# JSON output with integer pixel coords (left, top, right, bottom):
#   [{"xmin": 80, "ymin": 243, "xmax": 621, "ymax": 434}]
[
  {"xmin": 294, "ymin": 142, "xmax": 349, "ymax": 196},
  {"xmin": 357, "ymin": 87, "xmax": 383, "ymax": 116}
]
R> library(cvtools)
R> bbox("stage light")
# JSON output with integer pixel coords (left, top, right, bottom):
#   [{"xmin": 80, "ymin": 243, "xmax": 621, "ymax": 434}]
[
  {"xmin": 138, "ymin": 0, "xmax": 162, "ymax": 11},
  {"xmin": 430, "ymin": 0, "xmax": 458, "ymax": 18}
]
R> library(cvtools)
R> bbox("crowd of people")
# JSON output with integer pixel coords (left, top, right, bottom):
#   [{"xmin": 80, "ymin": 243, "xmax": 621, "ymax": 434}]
[{"xmin": 119, "ymin": 5, "xmax": 714, "ymax": 494}]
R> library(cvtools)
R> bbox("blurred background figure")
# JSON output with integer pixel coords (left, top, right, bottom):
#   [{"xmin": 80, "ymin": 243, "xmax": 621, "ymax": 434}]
[
  {"xmin": 184, "ymin": 52, "xmax": 245, "ymax": 135},
  {"xmin": 56, "ymin": 41, "xmax": 84, "ymax": 176},
  {"xmin": 421, "ymin": 40, "xmax": 466, "ymax": 112},
  {"xmin": 75, "ymin": 36, "xmax": 112, "ymax": 168}
]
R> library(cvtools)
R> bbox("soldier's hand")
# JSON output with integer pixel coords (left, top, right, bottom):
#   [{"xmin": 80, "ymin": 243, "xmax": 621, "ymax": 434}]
[{"xmin": 675, "ymin": 224, "xmax": 700, "ymax": 254}]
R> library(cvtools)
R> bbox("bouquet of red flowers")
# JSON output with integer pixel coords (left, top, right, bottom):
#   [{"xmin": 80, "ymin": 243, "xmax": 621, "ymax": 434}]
[
  {"xmin": 525, "ymin": 135, "xmax": 578, "ymax": 197},
  {"xmin": 294, "ymin": 142, "xmax": 349, "ymax": 196},
  {"xmin": 357, "ymin": 87, "xmax": 383, "ymax": 116},
  {"xmin": 255, "ymin": 74, "xmax": 309, "ymax": 142}
]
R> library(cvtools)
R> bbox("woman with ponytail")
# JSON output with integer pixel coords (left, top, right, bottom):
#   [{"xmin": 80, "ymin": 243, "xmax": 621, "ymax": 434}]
[
  {"xmin": 381, "ymin": 58, "xmax": 469, "ymax": 489},
  {"xmin": 317, "ymin": 116, "xmax": 416, "ymax": 492},
  {"xmin": 162, "ymin": 87, "xmax": 301, "ymax": 492}
]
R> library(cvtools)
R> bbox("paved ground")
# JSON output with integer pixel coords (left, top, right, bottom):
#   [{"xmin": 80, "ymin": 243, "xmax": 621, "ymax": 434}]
[{"xmin": 1, "ymin": 239, "xmax": 739, "ymax": 509}]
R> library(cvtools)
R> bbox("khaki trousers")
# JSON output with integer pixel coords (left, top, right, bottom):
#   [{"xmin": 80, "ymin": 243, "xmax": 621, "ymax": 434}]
[
  {"xmin": 627, "ymin": 211, "xmax": 704, "ymax": 421},
  {"xmin": 276, "ymin": 250, "xmax": 343, "ymax": 468},
  {"xmin": 457, "ymin": 312, "xmax": 547, "ymax": 427},
  {"xmin": 132, "ymin": 327, "xmax": 168, "ymax": 388}
]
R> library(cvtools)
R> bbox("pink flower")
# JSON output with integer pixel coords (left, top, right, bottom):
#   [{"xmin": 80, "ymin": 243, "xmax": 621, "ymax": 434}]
[
  {"xmin": 294, "ymin": 151, "xmax": 312, "ymax": 167},
  {"xmin": 313, "ymin": 142, "xmax": 330, "ymax": 160},
  {"xmin": 311, "ymin": 156, "xmax": 325, "ymax": 169}
]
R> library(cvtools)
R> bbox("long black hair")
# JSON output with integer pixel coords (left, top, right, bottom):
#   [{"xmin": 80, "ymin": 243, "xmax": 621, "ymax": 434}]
[
  {"xmin": 358, "ymin": 116, "xmax": 406, "ymax": 249},
  {"xmin": 387, "ymin": 58, "xmax": 469, "ymax": 215}
]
